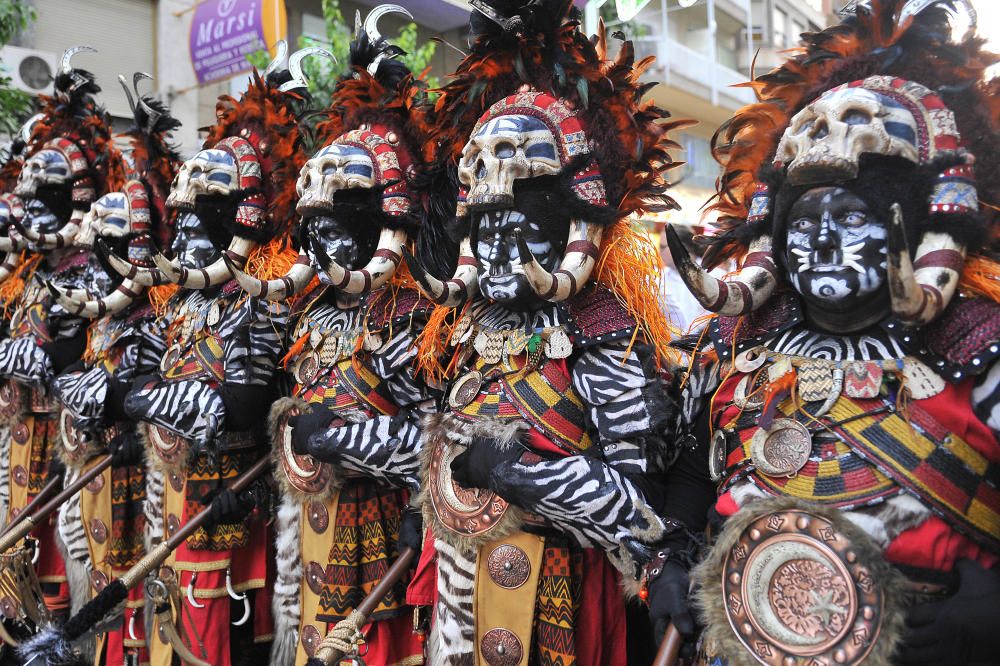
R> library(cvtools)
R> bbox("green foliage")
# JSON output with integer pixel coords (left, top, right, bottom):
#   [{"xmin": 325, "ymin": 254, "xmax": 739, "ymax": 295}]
[
  {"xmin": 249, "ymin": 0, "xmax": 438, "ymax": 111},
  {"xmin": 0, "ymin": 0, "xmax": 36, "ymax": 137}
]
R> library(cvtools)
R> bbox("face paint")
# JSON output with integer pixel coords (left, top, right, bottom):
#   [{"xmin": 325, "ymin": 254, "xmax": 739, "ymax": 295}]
[
  {"xmin": 784, "ymin": 186, "xmax": 889, "ymax": 329},
  {"xmin": 170, "ymin": 212, "xmax": 219, "ymax": 269},
  {"xmin": 306, "ymin": 215, "xmax": 362, "ymax": 286},
  {"xmin": 474, "ymin": 208, "xmax": 560, "ymax": 309},
  {"xmin": 23, "ymin": 197, "xmax": 61, "ymax": 234}
]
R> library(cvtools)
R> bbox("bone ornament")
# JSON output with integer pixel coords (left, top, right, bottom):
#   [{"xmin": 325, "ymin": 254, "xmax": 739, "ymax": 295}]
[
  {"xmin": 224, "ymin": 250, "xmax": 315, "ymax": 301},
  {"xmin": 886, "ymin": 203, "xmax": 966, "ymax": 326},
  {"xmin": 666, "ymin": 225, "xmax": 779, "ymax": 316},
  {"xmin": 404, "ymin": 235, "xmax": 480, "ymax": 307},
  {"xmin": 45, "ymin": 277, "xmax": 144, "ymax": 319},
  {"xmin": 516, "ymin": 219, "xmax": 602, "ymax": 302},
  {"xmin": 151, "ymin": 236, "xmax": 255, "ymax": 289},
  {"xmin": 98, "ymin": 238, "xmax": 171, "ymax": 287}
]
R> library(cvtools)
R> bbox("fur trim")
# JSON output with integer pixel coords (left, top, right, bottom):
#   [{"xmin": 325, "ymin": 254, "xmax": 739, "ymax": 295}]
[
  {"xmin": 137, "ymin": 420, "xmax": 188, "ymax": 478},
  {"xmin": 51, "ymin": 522, "xmax": 97, "ymax": 662},
  {"xmin": 416, "ymin": 412, "xmax": 527, "ymax": 555},
  {"xmin": 269, "ymin": 494, "xmax": 304, "ymax": 666},
  {"xmin": 692, "ymin": 496, "xmax": 906, "ymax": 666},
  {"xmin": 17, "ymin": 624, "xmax": 89, "ymax": 666},
  {"xmin": 0, "ymin": 423, "xmax": 10, "ymax": 532},
  {"xmin": 268, "ymin": 396, "xmax": 342, "ymax": 504}
]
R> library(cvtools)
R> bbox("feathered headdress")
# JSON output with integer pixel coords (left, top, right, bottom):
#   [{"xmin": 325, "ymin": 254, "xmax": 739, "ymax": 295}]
[
  {"xmin": 412, "ymin": 0, "xmax": 686, "ymax": 363},
  {"xmin": 690, "ymin": 0, "xmax": 1000, "ymax": 321}
]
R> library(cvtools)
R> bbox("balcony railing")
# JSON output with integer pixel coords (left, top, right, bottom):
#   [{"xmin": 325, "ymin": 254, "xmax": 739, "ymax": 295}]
[{"xmin": 633, "ymin": 35, "xmax": 754, "ymax": 109}]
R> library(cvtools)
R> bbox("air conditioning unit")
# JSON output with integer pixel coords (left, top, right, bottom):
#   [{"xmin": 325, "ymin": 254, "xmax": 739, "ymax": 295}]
[{"xmin": 0, "ymin": 46, "xmax": 57, "ymax": 95}]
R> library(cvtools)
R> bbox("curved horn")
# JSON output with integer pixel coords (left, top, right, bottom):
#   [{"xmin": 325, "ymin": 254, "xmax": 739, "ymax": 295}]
[
  {"xmin": 263, "ymin": 40, "xmax": 289, "ymax": 78},
  {"xmin": 315, "ymin": 227, "xmax": 405, "ymax": 295},
  {"xmin": 96, "ymin": 239, "xmax": 171, "ymax": 287},
  {"xmin": 158, "ymin": 237, "xmax": 257, "ymax": 290},
  {"xmin": 132, "ymin": 72, "xmax": 162, "ymax": 131},
  {"xmin": 47, "ymin": 278, "xmax": 144, "ymax": 319},
  {"xmin": 403, "ymin": 236, "xmax": 479, "ymax": 307},
  {"xmin": 0, "ymin": 252, "xmax": 20, "ymax": 286},
  {"xmin": 118, "ymin": 75, "xmax": 137, "ymax": 115},
  {"xmin": 886, "ymin": 203, "xmax": 964, "ymax": 327},
  {"xmin": 224, "ymin": 250, "xmax": 314, "ymax": 301},
  {"xmin": 666, "ymin": 226, "xmax": 778, "ymax": 315},
  {"xmin": 517, "ymin": 220, "xmax": 602, "ymax": 303},
  {"xmin": 13, "ymin": 219, "xmax": 80, "ymax": 250},
  {"xmin": 278, "ymin": 47, "xmax": 336, "ymax": 93},
  {"xmin": 899, "ymin": 0, "xmax": 977, "ymax": 41},
  {"xmin": 0, "ymin": 234, "xmax": 24, "ymax": 253},
  {"xmin": 59, "ymin": 46, "xmax": 97, "ymax": 76},
  {"xmin": 364, "ymin": 5, "xmax": 413, "ymax": 43}
]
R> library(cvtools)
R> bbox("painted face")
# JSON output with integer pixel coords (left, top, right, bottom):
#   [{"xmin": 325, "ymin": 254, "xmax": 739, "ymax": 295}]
[
  {"xmin": 784, "ymin": 186, "xmax": 888, "ymax": 323},
  {"xmin": 306, "ymin": 215, "xmax": 362, "ymax": 285},
  {"xmin": 170, "ymin": 212, "xmax": 218, "ymax": 269},
  {"xmin": 23, "ymin": 196, "xmax": 62, "ymax": 235},
  {"xmin": 474, "ymin": 209, "xmax": 560, "ymax": 309}
]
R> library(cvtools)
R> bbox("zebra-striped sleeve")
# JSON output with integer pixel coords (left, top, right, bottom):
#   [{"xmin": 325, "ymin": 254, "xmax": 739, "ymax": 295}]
[
  {"xmin": 223, "ymin": 298, "xmax": 289, "ymax": 386},
  {"xmin": 973, "ymin": 359, "xmax": 1000, "ymax": 436}
]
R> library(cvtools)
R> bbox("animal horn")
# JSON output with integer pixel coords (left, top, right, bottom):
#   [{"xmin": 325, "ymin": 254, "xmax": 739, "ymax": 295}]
[
  {"xmin": 96, "ymin": 239, "xmax": 171, "ymax": 287},
  {"xmin": 665, "ymin": 225, "xmax": 778, "ymax": 316},
  {"xmin": 263, "ymin": 40, "xmax": 289, "ymax": 78},
  {"xmin": 225, "ymin": 250, "xmax": 314, "ymax": 301},
  {"xmin": 886, "ymin": 203, "xmax": 964, "ymax": 326},
  {"xmin": 403, "ymin": 236, "xmax": 479, "ymax": 307},
  {"xmin": 118, "ymin": 75, "xmax": 137, "ymax": 115},
  {"xmin": 47, "ymin": 278, "xmax": 144, "ymax": 319},
  {"xmin": 156, "ymin": 237, "xmax": 257, "ymax": 290},
  {"xmin": 315, "ymin": 227, "xmax": 406, "ymax": 295},
  {"xmin": 278, "ymin": 47, "xmax": 337, "ymax": 93},
  {"xmin": 517, "ymin": 220, "xmax": 602, "ymax": 302},
  {"xmin": 363, "ymin": 5, "xmax": 413, "ymax": 74},
  {"xmin": 13, "ymin": 218, "xmax": 80, "ymax": 250},
  {"xmin": 59, "ymin": 46, "xmax": 97, "ymax": 76}
]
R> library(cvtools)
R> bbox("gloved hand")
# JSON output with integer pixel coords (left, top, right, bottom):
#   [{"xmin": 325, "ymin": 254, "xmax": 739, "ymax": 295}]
[
  {"xmin": 449, "ymin": 436, "xmax": 525, "ymax": 490},
  {"xmin": 647, "ymin": 561, "xmax": 695, "ymax": 641},
  {"xmin": 288, "ymin": 404, "xmax": 336, "ymax": 456},
  {"xmin": 201, "ymin": 487, "xmax": 255, "ymax": 526},
  {"xmin": 898, "ymin": 559, "xmax": 1000, "ymax": 665},
  {"xmin": 398, "ymin": 505, "xmax": 424, "ymax": 553}
]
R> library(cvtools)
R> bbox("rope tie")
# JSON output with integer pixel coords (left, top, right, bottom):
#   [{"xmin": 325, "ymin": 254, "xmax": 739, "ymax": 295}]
[{"xmin": 315, "ymin": 609, "xmax": 366, "ymax": 657}]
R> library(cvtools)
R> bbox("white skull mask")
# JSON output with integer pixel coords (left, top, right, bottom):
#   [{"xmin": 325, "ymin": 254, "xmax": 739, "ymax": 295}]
[
  {"xmin": 14, "ymin": 149, "xmax": 72, "ymax": 199},
  {"xmin": 775, "ymin": 87, "xmax": 920, "ymax": 186},
  {"xmin": 166, "ymin": 148, "xmax": 238, "ymax": 210},
  {"xmin": 76, "ymin": 192, "xmax": 130, "ymax": 248},
  {"xmin": 295, "ymin": 143, "xmax": 375, "ymax": 215},
  {"xmin": 458, "ymin": 114, "xmax": 562, "ymax": 209}
]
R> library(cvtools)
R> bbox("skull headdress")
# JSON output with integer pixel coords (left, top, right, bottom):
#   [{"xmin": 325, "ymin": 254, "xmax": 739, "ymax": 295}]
[
  {"xmin": 230, "ymin": 6, "xmax": 442, "ymax": 302},
  {"xmin": 675, "ymin": 0, "xmax": 998, "ymax": 327},
  {"xmin": 407, "ymin": 0, "xmax": 682, "ymax": 356},
  {"xmin": 50, "ymin": 73, "xmax": 182, "ymax": 318},
  {"xmin": 12, "ymin": 46, "xmax": 117, "ymax": 252}
]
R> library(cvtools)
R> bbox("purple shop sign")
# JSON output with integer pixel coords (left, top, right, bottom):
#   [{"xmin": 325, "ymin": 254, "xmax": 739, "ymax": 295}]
[{"xmin": 189, "ymin": 0, "xmax": 286, "ymax": 86}]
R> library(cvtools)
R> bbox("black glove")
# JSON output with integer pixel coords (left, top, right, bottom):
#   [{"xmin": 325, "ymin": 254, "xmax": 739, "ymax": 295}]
[
  {"xmin": 110, "ymin": 433, "xmax": 144, "ymax": 467},
  {"xmin": 398, "ymin": 505, "xmax": 424, "ymax": 553},
  {"xmin": 202, "ymin": 488, "xmax": 255, "ymax": 526},
  {"xmin": 647, "ymin": 561, "xmax": 695, "ymax": 643},
  {"xmin": 449, "ymin": 436, "xmax": 524, "ymax": 491},
  {"xmin": 288, "ymin": 404, "xmax": 336, "ymax": 456},
  {"xmin": 898, "ymin": 559, "xmax": 1000, "ymax": 665}
]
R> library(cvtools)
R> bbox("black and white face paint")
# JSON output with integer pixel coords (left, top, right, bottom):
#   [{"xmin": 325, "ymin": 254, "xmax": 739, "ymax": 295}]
[
  {"xmin": 170, "ymin": 212, "xmax": 219, "ymax": 270},
  {"xmin": 23, "ymin": 197, "xmax": 61, "ymax": 235},
  {"xmin": 784, "ymin": 186, "xmax": 889, "ymax": 331},
  {"xmin": 306, "ymin": 215, "xmax": 361, "ymax": 286},
  {"xmin": 475, "ymin": 209, "xmax": 560, "ymax": 310}
]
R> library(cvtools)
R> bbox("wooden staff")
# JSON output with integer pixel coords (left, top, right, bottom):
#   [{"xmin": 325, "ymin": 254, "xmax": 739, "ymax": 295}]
[
  {"xmin": 0, "ymin": 475, "xmax": 62, "ymax": 538},
  {"xmin": 653, "ymin": 623, "xmax": 683, "ymax": 666},
  {"xmin": 0, "ymin": 455, "xmax": 112, "ymax": 551},
  {"xmin": 308, "ymin": 546, "xmax": 419, "ymax": 666}
]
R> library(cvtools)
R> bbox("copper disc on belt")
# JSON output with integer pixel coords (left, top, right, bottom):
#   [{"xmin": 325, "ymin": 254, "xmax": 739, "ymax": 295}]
[
  {"xmin": 722, "ymin": 509, "xmax": 885, "ymax": 665},
  {"xmin": 750, "ymin": 419, "xmax": 812, "ymax": 478},
  {"xmin": 0, "ymin": 381, "xmax": 22, "ymax": 420},
  {"xmin": 427, "ymin": 438, "xmax": 511, "ymax": 539},
  {"xmin": 487, "ymin": 544, "xmax": 531, "ymax": 589},
  {"xmin": 481, "ymin": 628, "xmax": 523, "ymax": 666}
]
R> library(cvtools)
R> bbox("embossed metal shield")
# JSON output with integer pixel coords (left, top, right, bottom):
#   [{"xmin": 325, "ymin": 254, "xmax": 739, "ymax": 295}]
[
  {"xmin": 722, "ymin": 509, "xmax": 886, "ymax": 665},
  {"xmin": 275, "ymin": 405, "xmax": 338, "ymax": 496},
  {"xmin": 148, "ymin": 424, "xmax": 190, "ymax": 468},
  {"xmin": 428, "ymin": 438, "xmax": 512, "ymax": 539},
  {"xmin": 0, "ymin": 380, "xmax": 23, "ymax": 420}
]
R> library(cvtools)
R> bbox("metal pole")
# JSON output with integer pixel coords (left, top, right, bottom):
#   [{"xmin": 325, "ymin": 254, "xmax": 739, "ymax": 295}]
[
  {"xmin": 707, "ymin": 0, "xmax": 718, "ymax": 106},
  {"xmin": 745, "ymin": 0, "xmax": 754, "ymax": 79}
]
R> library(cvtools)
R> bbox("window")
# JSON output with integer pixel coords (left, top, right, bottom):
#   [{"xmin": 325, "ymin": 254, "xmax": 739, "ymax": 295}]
[
  {"xmin": 792, "ymin": 20, "xmax": 805, "ymax": 44},
  {"xmin": 772, "ymin": 7, "xmax": 787, "ymax": 48},
  {"xmin": 679, "ymin": 133, "xmax": 718, "ymax": 189}
]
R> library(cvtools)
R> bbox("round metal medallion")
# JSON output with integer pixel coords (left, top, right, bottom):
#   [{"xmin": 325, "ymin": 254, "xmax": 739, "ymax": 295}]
[
  {"xmin": 448, "ymin": 371, "xmax": 483, "ymax": 410},
  {"xmin": 709, "ymin": 429, "xmax": 731, "ymax": 482},
  {"xmin": 160, "ymin": 344, "xmax": 182, "ymax": 374},
  {"xmin": 481, "ymin": 627, "xmax": 523, "ymax": 666},
  {"xmin": 750, "ymin": 419, "xmax": 812, "ymax": 478},
  {"xmin": 277, "ymin": 406, "xmax": 337, "ymax": 496},
  {"xmin": 12, "ymin": 423, "xmax": 29, "ymax": 445},
  {"xmin": 90, "ymin": 569, "xmax": 109, "ymax": 592},
  {"xmin": 149, "ymin": 425, "xmax": 189, "ymax": 468},
  {"xmin": 427, "ymin": 438, "xmax": 511, "ymax": 539},
  {"xmin": 168, "ymin": 471, "xmax": 184, "ymax": 493},
  {"xmin": 487, "ymin": 544, "xmax": 531, "ymax": 589},
  {"xmin": 0, "ymin": 596, "xmax": 18, "ymax": 619},
  {"xmin": 294, "ymin": 352, "xmax": 320, "ymax": 385},
  {"xmin": 166, "ymin": 514, "xmax": 181, "ymax": 537},
  {"xmin": 306, "ymin": 561, "xmax": 326, "ymax": 595},
  {"xmin": 11, "ymin": 465, "xmax": 26, "ymax": 487},
  {"xmin": 733, "ymin": 373, "xmax": 766, "ymax": 411},
  {"xmin": 307, "ymin": 501, "xmax": 329, "ymax": 534},
  {"xmin": 90, "ymin": 519, "xmax": 108, "ymax": 544},
  {"xmin": 86, "ymin": 473, "xmax": 104, "ymax": 494},
  {"xmin": 59, "ymin": 409, "xmax": 91, "ymax": 467},
  {"xmin": 722, "ymin": 509, "xmax": 884, "ymax": 665},
  {"xmin": 301, "ymin": 625, "xmax": 321, "ymax": 656},
  {"xmin": 0, "ymin": 381, "xmax": 22, "ymax": 420}
]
